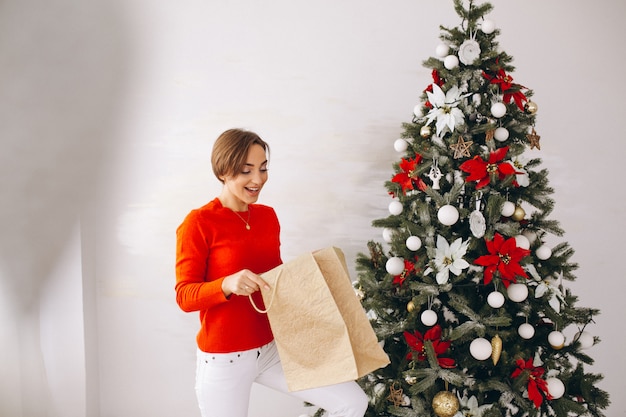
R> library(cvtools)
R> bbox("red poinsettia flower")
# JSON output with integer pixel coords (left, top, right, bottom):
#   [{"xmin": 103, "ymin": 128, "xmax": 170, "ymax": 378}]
[
  {"xmin": 403, "ymin": 325, "xmax": 456, "ymax": 369},
  {"xmin": 391, "ymin": 155, "xmax": 427, "ymax": 195},
  {"xmin": 393, "ymin": 258, "xmax": 416, "ymax": 286},
  {"xmin": 459, "ymin": 146, "xmax": 518, "ymax": 189},
  {"xmin": 511, "ymin": 357, "xmax": 551, "ymax": 408},
  {"xmin": 474, "ymin": 232, "xmax": 530, "ymax": 287},
  {"xmin": 482, "ymin": 66, "xmax": 528, "ymax": 111},
  {"xmin": 424, "ymin": 69, "xmax": 445, "ymax": 108}
]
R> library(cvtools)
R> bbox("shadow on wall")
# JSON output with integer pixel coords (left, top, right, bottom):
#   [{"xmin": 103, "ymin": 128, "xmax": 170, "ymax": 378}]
[{"xmin": 0, "ymin": 0, "xmax": 129, "ymax": 415}]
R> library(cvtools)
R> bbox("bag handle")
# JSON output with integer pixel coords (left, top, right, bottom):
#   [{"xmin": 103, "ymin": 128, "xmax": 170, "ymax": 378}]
[{"xmin": 249, "ymin": 269, "xmax": 282, "ymax": 314}]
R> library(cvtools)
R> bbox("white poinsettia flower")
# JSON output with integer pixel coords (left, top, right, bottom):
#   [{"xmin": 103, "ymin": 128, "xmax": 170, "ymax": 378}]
[
  {"xmin": 425, "ymin": 84, "xmax": 467, "ymax": 136},
  {"xmin": 433, "ymin": 235, "xmax": 470, "ymax": 284},
  {"xmin": 454, "ymin": 394, "xmax": 492, "ymax": 417},
  {"xmin": 508, "ymin": 155, "xmax": 530, "ymax": 187},
  {"xmin": 534, "ymin": 276, "xmax": 565, "ymax": 313}
]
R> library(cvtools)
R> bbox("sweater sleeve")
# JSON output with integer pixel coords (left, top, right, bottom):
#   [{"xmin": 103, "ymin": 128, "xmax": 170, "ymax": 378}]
[{"xmin": 175, "ymin": 211, "xmax": 228, "ymax": 312}]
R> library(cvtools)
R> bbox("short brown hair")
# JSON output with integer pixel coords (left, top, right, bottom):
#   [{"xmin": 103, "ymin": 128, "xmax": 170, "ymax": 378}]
[{"xmin": 211, "ymin": 128, "xmax": 270, "ymax": 183}]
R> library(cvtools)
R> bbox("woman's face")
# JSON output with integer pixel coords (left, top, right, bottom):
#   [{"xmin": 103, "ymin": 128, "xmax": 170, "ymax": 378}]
[{"xmin": 220, "ymin": 143, "xmax": 268, "ymax": 211}]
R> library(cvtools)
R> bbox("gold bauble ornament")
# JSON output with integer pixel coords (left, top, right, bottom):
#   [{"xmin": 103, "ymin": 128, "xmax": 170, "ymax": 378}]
[
  {"xmin": 511, "ymin": 205, "xmax": 526, "ymax": 221},
  {"xmin": 491, "ymin": 334, "xmax": 502, "ymax": 365},
  {"xmin": 407, "ymin": 300, "xmax": 416, "ymax": 312},
  {"xmin": 432, "ymin": 391, "xmax": 459, "ymax": 417},
  {"xmin": 420, "ymin": 125, "xmax": 432, "ymax": 138},
  {"xmin": 525, "ymin": 100, "xmax": 538, "ymax": 114}
]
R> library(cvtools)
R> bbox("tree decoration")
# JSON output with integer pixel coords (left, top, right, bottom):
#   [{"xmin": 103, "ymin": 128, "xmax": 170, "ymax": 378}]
[
  {"xmin": 425, "ymin": 84, "xmax": 467, "ymax": 135},
  {"xmin": 469, "ymin": 337, "xmax": 492, "ymax": 360},
  {"xmin": 501, "ymin": 200, "xmax": 516, "ymax": 217},
  {"xmin": 432, "ymin": 390, "xmax": 460, "ymax": 417},
  {"xmin": 459, "ymin": 146, "xmax": 518, "ymax": 189},
  {"xmin": 421, "ymin": 308, "xmax": 438, "ymax": 326},
  {"xmin": 507, "ymin": 282, "xmax": 529, "ymax": 302},
  {"xmin": 427, "ymin": 159, "xmax": 443, "ymax": 189},
  {"xmin": 393, "ymin": 138, "xmax": 408, "ymax": 153},
  {"xmin": 491, "ymin": 334, "xmax": 503, "ymax": 365},
  {"xmin": 487, "ymin": 290, "xmax": 505, "ymax": 308},
  {"xmin": 449, "ymin": 135, "xmax": 473, "ymax": 159},
  {"xmin": 527, "ymin": 127, "xmax": 541, "ymax": 149},
  {"xmin": 494, "ymin": 126, "xmax": 509, "ymax": 141},
  {"xmin": 546, "ymin": 377, "xmax": 566, "ymax": 399},
  {"xmin": 518, "ymin": 322, "xmax": 535, "ymax": 339},
  {"xmin": 437, "ymin": 204, "xmax": 460, "ymax": 225},
  {"xmin": 392, "ymin": 258, "xmax": 417, "ymax": 286},
  {"xmin": 355, "ymin": 1, "xmax": 609, "ymax": 415},
  {"xmin": 525, "ymin": 100, "xmax": 539, "ymax": 114},
  {"xmin": 391, "ymin": 156, "xmax": 428, "ymax": 195},
  {"xmin": 403, "ymin": 325, "xmax": 456, "ymax": 368},
  {"xmin": 406, "ymin": 235, "xmax": 422, "ymax": 251},
  {"xmin": 458, "ymin": 30, "xmax": 481, "ymax": 65},
  {"xmin": 490, "ymin": 102, "xmax": 507, "ymax": 118},
  {"xmin": 548, "ymin": 330, "xmax": 566, "ymax": 350},
  {"xmin": 469, "ymin": 193, "xmax": 486, "ymax": 238},
  {"xmin": 424, "ymin": 235, "xmax": 470, "ymax": 284},
  {"xmin": 386, "ymin": 383, "xmax": 405, "ymax": 407},
  {"xmin": 483, "ymin": 65, "xmax": 528, "ymax": 110},
  {"xmin": 474, "ymin": 232, "xmax": 530, "ymax": 287},
  {"xmin": 388, "ymin": 200, "xmax": 403, "ymax": 215},
  {"xmin": 511, "ymin": 358, "xmax": 551, "ymax": 408},
  {"xmin": 480, "ymin": 18, "xmax": 496, "ymax": 34}
]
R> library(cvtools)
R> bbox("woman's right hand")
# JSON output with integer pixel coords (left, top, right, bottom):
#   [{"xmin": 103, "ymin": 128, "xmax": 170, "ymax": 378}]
[{"xmin": 221, "ymin": 269, "xmax": 270, "ymax": 298}]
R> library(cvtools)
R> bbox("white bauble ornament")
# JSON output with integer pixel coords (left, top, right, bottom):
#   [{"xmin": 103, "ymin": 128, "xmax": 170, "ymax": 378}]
[
  {"xmin": 389, "ymin": 201, "xmax": 403, "ymax": 215},
  {"xmin": 437, "ymin": 204, "xmax": 459, "ymax": 226},
  {"xmin": 507, "ymin": 283, "xmax": 528, "ymax": 302},
  {"xmin": 514, "ymin": 234, "xmax": 531, "ymax": 250},
  {"xmin": 382, "ymin": 228, "xmax": 393, "ymax": 243},
  {"xmin": 435, "ymin": 43, "xmax": 449, "ymax": 58},
  {"xmin": 487, "ymin": 291, "xmax": 505, "ymax": 308},
  {"xmin": 406, "ymin": 236, "xmax": 422, "ymax": 251},
  {"xmin": 490, "ymin": 102, "xmax": 507, "ymax": 118},
  {"xmin": 472, "ymin": 93, "xmax": 482, "ymax": 106},
  {"xmin": 518, "ymin": 323, "xmax": 535, "ymax": 339},
  {"xmin": 501, "ymin": 201, "xmax": 516, "ymax": 217},
  {"xmin": 394, "ymin": 138, "xmax": 408, "ymax": 153},
  {"xmin": 481, "ymin": 18, "xmax": 496, "ymax": 34},
  {"xmin": 536, "ymin": 244, "xmax": 552, "ymax": 260},
  {"xmin": 548, "ymin": 330, "xmax": 565, "ymax": 350},
  {"xmin": 444, "ymin": 54, "xmax": 459, "ymax": 70},
  {"xmin": 575, "ymin": 331, "xmax": 595, "ymax": 349},
  {"xmin": 546, "ymin": 377, "xmax": 565, "ymax": 399},
  {"xmin": 469, "ymin": 338, "xmax": 492, "ymax": 360},
  {"xmin": 413, "ymin": 104, "xmax": 422, "ymax": 117},
  {"xmin": 522, "ymin": 229, "xmax": 537, "ymax": 244},
  {"xmin": 385, "ymin": 257, "xmax": 405, "ymax": 276},
  {"xmin": 494, "ymin": 127, "xmax": 509, "ymax": 142},
  {"xmin": 421, "ymin": 309, "xmax": 438, "ymax": 326}
]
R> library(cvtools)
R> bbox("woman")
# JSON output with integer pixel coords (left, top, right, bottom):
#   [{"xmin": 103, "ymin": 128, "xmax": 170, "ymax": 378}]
[{"xmin": 175, "ymin": 128, "xmax": 369, "ymax": 417}]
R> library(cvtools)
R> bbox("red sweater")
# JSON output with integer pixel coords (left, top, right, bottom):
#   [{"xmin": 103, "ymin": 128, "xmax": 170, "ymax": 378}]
[{"xmin": 175, "ymin": 198, "xmax": 282, "ymax": 353}]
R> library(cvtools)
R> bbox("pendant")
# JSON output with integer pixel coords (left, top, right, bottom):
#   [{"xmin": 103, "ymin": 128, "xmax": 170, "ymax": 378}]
[{"xmin": 245, "ymin": 224, "xmax": 250, "ymax": 230}]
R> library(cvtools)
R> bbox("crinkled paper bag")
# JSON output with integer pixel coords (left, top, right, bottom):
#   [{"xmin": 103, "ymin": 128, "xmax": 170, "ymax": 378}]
[{"xmin": 256, "ymin": 247, "xmax": 389, "ymax": 391}]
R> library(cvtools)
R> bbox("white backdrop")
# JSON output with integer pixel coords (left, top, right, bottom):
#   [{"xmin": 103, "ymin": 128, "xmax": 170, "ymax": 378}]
[{"xmin": 1, "ymin": 1, "xmax": 624, "ymax": 416}]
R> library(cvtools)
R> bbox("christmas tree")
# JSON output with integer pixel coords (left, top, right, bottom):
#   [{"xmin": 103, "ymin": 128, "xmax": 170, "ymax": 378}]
[{"xmin": 355, "ymin": 1, "xmax": 610, "ymax": 416}]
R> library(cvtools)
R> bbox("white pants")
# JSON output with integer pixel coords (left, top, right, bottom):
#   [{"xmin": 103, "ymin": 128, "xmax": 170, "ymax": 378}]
[{"xmin": 195, "ymin": 341, "xmax": 369, "ymax": 417}]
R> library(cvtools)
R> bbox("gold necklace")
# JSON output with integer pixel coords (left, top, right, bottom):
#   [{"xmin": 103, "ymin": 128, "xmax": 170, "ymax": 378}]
[{"xmin": 232, "ymin": 208, "xmax": 251, "ymax": 230}]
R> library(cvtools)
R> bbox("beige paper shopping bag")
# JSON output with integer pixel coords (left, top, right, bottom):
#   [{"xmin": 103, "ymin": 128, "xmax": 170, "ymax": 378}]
[{"xmin": 253, "ymin": 247, "xmax": 389, "ymax": 391}]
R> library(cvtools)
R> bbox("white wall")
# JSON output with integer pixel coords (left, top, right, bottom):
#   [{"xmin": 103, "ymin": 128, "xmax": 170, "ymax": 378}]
[{"xmin": 1, "ymin": 0, "xmax": 624, "ymax": 416}]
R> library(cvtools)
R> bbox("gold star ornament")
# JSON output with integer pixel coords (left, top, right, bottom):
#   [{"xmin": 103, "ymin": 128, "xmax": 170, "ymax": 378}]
[
  {"xmin": 527, "ymin": 128, "xmax": 541, "ymax": 150},
  {"xmin": 449, "ymin": 135, "xmax": 474, "ymax": 159}
]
